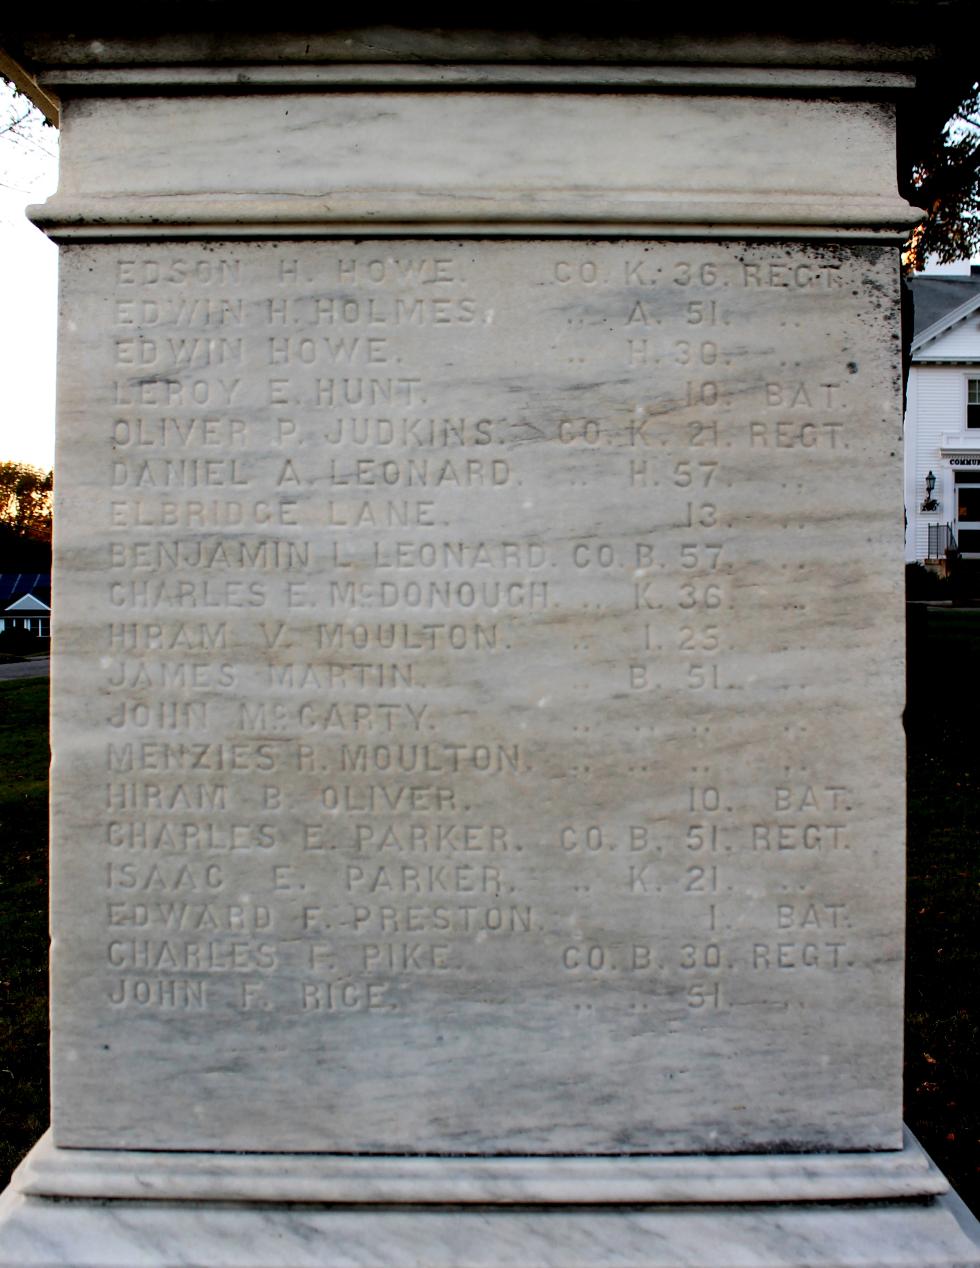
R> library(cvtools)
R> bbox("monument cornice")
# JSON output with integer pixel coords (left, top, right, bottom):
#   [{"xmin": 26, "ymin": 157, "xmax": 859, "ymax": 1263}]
[
  {"xmin": 31, "ymin": 196, "xmax": 918, "ymax": 243},
  {"xmin": 28, "ymin": 88, "xmax": 922, "ymax": 240},
  {"xmin": 34, "ymin": 64, "xmax": 920, "ymax": 94},
  {"xmin": 2, "ymin": 3, "xmax": 972, "ymax": 118}
]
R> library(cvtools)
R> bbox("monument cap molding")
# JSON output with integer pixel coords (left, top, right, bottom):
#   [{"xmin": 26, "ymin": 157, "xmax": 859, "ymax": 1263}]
[
  {"xmin": 30, "ymin": 195, "xmax": 918, "ymax": 241},
  {"xmin": 30, "ymin": 89, "xmax": 919, "ymax": 241},
  {"xmin": 36, "ymin": 64, "xmax": 918, "ymax": 93}
]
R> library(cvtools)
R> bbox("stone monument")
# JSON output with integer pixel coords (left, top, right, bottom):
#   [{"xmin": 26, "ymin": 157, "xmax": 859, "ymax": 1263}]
[{"xmin": 1, "ymin": 11, "xmax": 978, "ymax": 1265}]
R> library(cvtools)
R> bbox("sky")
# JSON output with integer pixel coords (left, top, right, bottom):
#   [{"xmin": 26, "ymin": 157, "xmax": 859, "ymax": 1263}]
[{"xmin": 0, "ymin": 79, "xmax": 58, "ymax": 473}]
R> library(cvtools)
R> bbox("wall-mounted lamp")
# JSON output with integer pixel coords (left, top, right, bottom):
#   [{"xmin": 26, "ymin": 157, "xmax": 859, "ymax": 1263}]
[{"xmin": 921, "ymin": 470, "xmax": 939, "ymax": 513}]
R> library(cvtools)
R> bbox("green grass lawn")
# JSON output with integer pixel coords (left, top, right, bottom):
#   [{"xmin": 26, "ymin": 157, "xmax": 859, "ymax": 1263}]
[
  {"xmin": 0, "ymin": 677, "xmax": 49, "ymax": 1190},
  {"xmin": 0, "ymin": 624, "xmax": 976, "ymax": 1207},
  {"xmin": 906, "ymin": 606, "xmax": 980, "ymax": 1213}
]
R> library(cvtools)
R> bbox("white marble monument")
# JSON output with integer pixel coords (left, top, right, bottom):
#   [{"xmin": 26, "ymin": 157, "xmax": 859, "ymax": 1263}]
[{"xmin": 0, "ymin": 12, "xmax": 978, "ymax": 1266}]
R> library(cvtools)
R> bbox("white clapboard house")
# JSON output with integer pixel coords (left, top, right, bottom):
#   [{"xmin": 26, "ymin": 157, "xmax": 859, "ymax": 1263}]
[
  {"xmin": 0, "ymin": 573, "xmax": 51, "ymax": 640},
  {"xmin": 905, "ymin": 266, "xmax": 980, "ymax": 568}
]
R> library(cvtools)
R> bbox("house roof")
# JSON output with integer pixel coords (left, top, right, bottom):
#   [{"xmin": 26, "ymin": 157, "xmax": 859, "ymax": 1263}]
[
  {"xmin": 0, "ymin": 573, "xmax": 50, "ymax": 605},
  {"xmin": 908, "ymin": 273, "xmax": 980, "ymax": 354},
  {"xmin": 5, "ymin": 592, "xmax": 51, "ymax": 614}
]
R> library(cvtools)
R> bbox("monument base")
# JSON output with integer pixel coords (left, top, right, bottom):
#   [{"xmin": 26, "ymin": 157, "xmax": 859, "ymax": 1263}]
[{"xmin": 2, "ymin": 1131, "xmax": 977, "ymax": 1266}]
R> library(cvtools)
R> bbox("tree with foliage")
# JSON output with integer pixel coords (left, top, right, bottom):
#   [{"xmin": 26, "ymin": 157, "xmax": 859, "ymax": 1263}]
[
  {"xmin": 0, "ymin": 462, "xmax": 51, "ymax": 544},
  {"xmin": 0, "ymin": 85, "xmax": 42, "ymax": 147},
  {"xmin": 0, "ymin": 75, "xmax": 56, "ymax": 184},
  {"xmin": 902, "ymin": 78, "xmax": 980, "ymax": 272}
]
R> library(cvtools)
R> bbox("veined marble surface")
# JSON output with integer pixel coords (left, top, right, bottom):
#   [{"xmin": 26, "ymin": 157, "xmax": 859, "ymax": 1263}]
[
  {"xmin": 2, "ymin": 1185, "xmax": 979, "ymax": 1267},
  {"xmin": 4, "ymin": 1133, "xmax": 979, "ymax": 1266},
  {"xmin": 0, "ymin": 25, "xmax": 971, "ymax": 1267},
  {"xmin": 37, "ymin": 91, "xmax": 913, "ymax": 237},
  {"xmin": 50, "ymin": 240, "xmax": 906, "ymax": 1155},
  {"xmin": 13, "ymin": 1130, "xmax": 950, "ymax": 1204}
]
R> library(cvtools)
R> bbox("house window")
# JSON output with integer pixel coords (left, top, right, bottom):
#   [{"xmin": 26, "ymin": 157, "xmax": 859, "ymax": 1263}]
[{"xmin": 969, "ymin": 379, "xmax": 980, "ymax": 428}]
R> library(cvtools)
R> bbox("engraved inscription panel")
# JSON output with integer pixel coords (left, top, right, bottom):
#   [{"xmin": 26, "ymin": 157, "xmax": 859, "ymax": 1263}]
[{"xmin": 53, "ymin": 242, "xmax": 905, "ymax": 1152}]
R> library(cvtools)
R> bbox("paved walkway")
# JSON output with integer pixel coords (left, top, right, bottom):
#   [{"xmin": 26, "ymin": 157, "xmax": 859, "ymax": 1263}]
[{"xmin": 0, "ymin": 657, "xmax": 50, "ymax": 680}]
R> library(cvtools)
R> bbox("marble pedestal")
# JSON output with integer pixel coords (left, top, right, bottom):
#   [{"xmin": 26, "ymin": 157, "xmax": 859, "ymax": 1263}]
[
  {"xmin": 1, "ymin": 13, "xmax": 979, "ymax": 1268},
  {"xmin": 2, "ymin": 1130, "xmax": 979, "ymax": 1266}
]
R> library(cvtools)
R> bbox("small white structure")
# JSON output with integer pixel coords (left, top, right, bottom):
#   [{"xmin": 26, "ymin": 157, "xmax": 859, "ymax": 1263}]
[
  {"xmin": 905, "ymin": 267, "xmax": 980, "ymax": 565},
  {"xmin": 1, "ymin": 591, "xmax": 50, "ymax": 638},
  {"xmin": 0, "ymin": 572, "xmax": 51, "ymax": 638}
]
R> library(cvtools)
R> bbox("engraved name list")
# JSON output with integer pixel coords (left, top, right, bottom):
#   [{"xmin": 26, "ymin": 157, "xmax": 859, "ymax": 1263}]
[{"xmin": 51, "ymin": 240, "xmax": 905, "ymax": 1155}]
